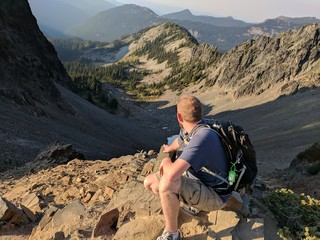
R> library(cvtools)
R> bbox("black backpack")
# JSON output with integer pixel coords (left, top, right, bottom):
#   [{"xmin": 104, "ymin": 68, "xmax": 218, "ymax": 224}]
[{"xmin": 200, "ymin": 119, "xmax": 258, "ymax": 191}]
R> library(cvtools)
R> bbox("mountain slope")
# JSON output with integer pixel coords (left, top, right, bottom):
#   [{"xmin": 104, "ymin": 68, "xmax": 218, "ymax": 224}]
[
  {"xmin": 109, "ymin": 22, "xmax": 220, "ymax": 97},
  {"xmin": 168, "ymin": 19, "xmax": 250, "ymax": 51},
  {"xmin": 0, "ymin": 0, "xmax": 166, "ymax": 171},
  {"xmin": 113, "ymin": 23, "xmax": 319, "ymax": 102}
]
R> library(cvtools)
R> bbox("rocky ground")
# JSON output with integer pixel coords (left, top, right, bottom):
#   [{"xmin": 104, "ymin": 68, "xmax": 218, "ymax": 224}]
[
  {"xmin": 2, "ymin": 140, "xmax": 317, "ymax": 240},
  {"xmin": 0, "ymin": 146, "xmax": 279, "ymax": 240}
]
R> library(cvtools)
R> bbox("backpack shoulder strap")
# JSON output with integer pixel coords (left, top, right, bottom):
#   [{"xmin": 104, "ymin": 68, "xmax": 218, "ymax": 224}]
[{"xmin": 189, "ymin": 123, "xmax": 210, "ymax": 139}]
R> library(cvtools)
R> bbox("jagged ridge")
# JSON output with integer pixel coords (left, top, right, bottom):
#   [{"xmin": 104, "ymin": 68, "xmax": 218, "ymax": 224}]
[{"xmin": 205, "ymin": 23, "xmax": 320, "ymax": 98}]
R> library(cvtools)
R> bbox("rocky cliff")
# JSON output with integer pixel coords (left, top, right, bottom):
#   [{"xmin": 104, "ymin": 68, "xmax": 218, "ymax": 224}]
[
  {"xmin": 206, "ymin": 24, "xmax": 320, "ymax": 99},
  {"xmin": 0, "ymin": 0, "xmax": 70, "ymax": 106}
]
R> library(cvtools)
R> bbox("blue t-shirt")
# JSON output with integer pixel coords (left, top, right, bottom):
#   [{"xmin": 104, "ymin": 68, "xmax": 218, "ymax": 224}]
[{"xmin": 178, "ymin": 123, "xmax": 229, "ymax": 187}]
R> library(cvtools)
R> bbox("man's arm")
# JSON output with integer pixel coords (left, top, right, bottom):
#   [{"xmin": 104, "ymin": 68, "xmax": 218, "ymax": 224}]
[
  {"xmin": 163, "ymin": 137, "xmax": 180, "ymax": 153},
  {"xmin": 161, "ymin": 157, "xmax": 190, "ymax": 181}
]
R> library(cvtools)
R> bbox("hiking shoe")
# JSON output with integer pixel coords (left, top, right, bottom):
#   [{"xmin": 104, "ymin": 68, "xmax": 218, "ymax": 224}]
[
  {"xmin": 157, "ymin": 230, "xmax": 180, "ymax": 240},
  {"xmin": 181, "ymin": 204, "xmax": 200, "ymax": 215}
]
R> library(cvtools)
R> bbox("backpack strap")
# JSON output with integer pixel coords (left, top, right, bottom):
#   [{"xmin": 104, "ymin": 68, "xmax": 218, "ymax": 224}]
[
  {"xmin": 200, "ymin": 167, "xmax": 230, "ymax": 188},
  {"xmin": 234, "ymin": 165, "xmax": 246, "ymax": 190},
  {"xmin": 188, "ymin": 123, "xmax": 210, "ymax": 138}
]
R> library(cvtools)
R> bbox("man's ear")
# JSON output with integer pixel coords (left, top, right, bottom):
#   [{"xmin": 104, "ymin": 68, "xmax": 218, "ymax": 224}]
[{"xmin": 177, "ymin": 112, "xmax": 183, "ymax": 122}]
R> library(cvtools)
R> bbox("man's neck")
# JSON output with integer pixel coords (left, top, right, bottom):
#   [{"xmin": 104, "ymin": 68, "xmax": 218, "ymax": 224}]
[{"xmin": 183, "ymin": 121, "xmax": 199, "ymax": 134}]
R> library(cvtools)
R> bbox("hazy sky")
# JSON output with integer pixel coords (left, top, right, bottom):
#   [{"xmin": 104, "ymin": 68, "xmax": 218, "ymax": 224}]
[{"xmin": 116, "ymin": 0, "xmax": 320, "ymax": 23}]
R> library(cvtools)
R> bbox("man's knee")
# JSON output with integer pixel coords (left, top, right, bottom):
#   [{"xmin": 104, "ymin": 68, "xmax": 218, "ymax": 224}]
[
  {"xmin": 144, "ymin": 173, "xmax": 159, "ymax": 193},
  {"xmin": 159, "ymin": 174, "xmax": 181, "ymax": 195},
  {"xmin": 144, "ymin": 174, "xmax": 152, "ymax": 190}
]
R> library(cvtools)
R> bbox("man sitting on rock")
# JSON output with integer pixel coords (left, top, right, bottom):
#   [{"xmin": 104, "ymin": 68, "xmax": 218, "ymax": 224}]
[{"xmin": 144, "ymin": 94, "xmax": 231, "ymax": 240}]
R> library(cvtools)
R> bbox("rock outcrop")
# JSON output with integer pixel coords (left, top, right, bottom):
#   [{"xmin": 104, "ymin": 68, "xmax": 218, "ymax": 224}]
[{"xmin": 30, "ymin": 142, "xmax": 84, "ymax": 172}]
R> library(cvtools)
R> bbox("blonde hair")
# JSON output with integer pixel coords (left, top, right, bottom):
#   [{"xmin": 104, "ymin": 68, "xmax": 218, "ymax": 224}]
[{"xmin": 177, "ymin": 94, "xmax": 203, "ymax": 122}]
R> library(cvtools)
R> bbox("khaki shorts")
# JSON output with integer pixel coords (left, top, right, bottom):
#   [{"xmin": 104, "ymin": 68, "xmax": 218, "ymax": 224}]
[{"xmin": 156, "ymin": 173, "xmax": 225, "ymax": 212}]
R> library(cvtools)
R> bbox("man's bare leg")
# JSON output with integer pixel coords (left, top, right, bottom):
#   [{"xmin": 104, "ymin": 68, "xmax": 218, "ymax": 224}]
[{"xmin": 159, "ymin": 174, "xmax": 181, "ymax": 232}]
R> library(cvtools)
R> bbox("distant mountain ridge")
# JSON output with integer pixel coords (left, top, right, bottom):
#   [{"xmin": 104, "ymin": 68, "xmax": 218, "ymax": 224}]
[
  {"xmin": 162, "ymin": 9, "xmax": 251, "ymax": 27},
  {"xmin": 38, "ymin": 23, "xmax": 70, "ymax": 39},
  {"xmin": 64, "ymin": 4, "xmax": 320, "ymax": 51},
  {"xmin": 66, "ymin": 0, "xmax": 115, "ymax": 15},
  {"xmin": 248, "ymin": 16, "xmax": 320, "ymax": 37},
  {"xmin": 274, "ymin": 16, "xmax": 320, "ymax": 25},
  {"xmin": 65, "ymin": 4, "xmax": 163, "ymax": 42}
]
